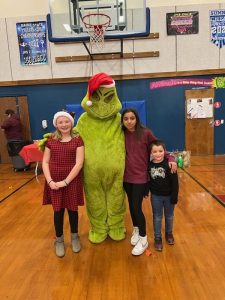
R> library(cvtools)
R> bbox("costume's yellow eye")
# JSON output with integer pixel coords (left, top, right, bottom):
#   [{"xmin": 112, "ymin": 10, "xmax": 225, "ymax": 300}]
[
  {"xmin": 92, "ymin": 91, "xmax": 100, "ymax": 101},
  {"xmin": 104, "ymin": 93, "xmax": 114, "ymax": 103}
]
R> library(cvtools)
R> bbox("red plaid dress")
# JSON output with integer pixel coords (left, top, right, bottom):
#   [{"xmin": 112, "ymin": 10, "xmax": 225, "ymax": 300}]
[{"xmin": 43, "ymin": 136, "xmax": 84, "ymax": 211}]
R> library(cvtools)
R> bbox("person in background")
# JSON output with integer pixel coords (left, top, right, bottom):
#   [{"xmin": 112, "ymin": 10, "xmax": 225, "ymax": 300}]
[
  {"xmin": 121, "ymin": 108, "xmax": 177, "ymax": 256},
  {"xmin": 1, "ymin": 109, "xmax": 22, "ymax": 141},
  {"xmin": 148, "ymin": 140, "xmax": 179, "ymax": 252},
  {"xmin": 42, "ymin": 111, "xmax": 84, "ymax": 258}
]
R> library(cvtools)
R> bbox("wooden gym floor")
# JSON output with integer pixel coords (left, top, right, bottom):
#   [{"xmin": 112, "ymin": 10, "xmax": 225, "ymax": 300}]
[{"xmin": 0, "ymin": 156, "xmax": 225, "ymax": 300}]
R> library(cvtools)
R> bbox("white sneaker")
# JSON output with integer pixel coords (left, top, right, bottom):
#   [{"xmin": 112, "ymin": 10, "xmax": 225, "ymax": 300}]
[
  {"xmin": 131, "ymin": 236, "xmax": 148, "ymax": 256},
  {"xmin": 131, "ymin": 227, "xmax": 140, "ymax": 246}
]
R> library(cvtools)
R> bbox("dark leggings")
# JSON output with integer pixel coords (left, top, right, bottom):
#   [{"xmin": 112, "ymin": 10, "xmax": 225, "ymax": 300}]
[
  {"xmin": 123, "ymin": 182, "xmax": 148, "ymax": 237},
  {"xmin": 54, "ymin": 208, "xmax": 78, "ymax": 237}
]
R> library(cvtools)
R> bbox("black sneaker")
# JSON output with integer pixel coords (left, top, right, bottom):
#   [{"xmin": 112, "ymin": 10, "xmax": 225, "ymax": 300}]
[
  {"xmin": 154, "ymin": 238, "xmax": 163, "ymax": 251},
  {"xmin": 165, "ymin": 233, "xmax": 175, "ymax": 245}
]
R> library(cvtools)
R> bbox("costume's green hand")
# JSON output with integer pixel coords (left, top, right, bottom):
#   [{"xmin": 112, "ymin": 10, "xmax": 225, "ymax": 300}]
[
  {"xmin": 43, "ymin": 133, "xmax": 52, "ymax": 138},
  {"xmin": 38, "ymin": 133, "xmax": 52, "ymax": 151},
  {"xmin": 72, "ymin": 127, "xmax": 78, "ymax": 134}
]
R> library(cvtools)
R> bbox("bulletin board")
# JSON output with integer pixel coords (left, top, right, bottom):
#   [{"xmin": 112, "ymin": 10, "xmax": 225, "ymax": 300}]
[{"xmin": 186, "ymin": 97, "xmax": 213, "ymax": 119}]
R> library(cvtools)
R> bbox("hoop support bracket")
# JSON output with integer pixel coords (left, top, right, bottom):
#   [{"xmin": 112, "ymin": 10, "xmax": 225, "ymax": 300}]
[{"xmin": 82, "ymin": 38, "xmax": 124, "ymax": 59}]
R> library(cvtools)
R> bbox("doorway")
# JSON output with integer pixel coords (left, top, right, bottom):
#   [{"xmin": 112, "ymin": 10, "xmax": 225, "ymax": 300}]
[
  {"xmin": 185, "ymin": 89, "xmax": 214, "ymax": 155},
  {"xmin": 0, "ymin": 96, "xmax": 31, "ymax": 163}
]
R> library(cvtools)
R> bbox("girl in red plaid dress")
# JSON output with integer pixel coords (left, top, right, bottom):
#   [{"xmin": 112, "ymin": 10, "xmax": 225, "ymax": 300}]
[{"xmin": 42, "ymin": 111, "xmax": 84, "ymax": 257}]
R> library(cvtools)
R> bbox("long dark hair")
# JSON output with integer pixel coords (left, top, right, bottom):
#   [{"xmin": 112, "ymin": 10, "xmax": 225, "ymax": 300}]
[{"xmin": 121, "ymin": 108, "xmax": 145, "ymax": 139}]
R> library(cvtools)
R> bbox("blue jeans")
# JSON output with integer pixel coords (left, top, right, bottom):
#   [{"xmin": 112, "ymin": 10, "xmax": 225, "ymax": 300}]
[{"xmin": 150, "ymin": 194, "xmax": 175, "ymax": 240}]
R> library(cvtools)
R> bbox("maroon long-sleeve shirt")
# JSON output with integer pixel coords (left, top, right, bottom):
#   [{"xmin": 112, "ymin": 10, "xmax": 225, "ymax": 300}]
[
  {"xmin": 1, "ymin": 114, "xmax": 22, "ymax": 140},
  {"xmin": 124, "ymin": 128, "xmax": 174, "ymax": 184}
]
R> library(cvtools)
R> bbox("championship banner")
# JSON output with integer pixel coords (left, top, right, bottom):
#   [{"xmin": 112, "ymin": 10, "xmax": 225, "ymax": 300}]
[
  {"xmin": 166, "ymin": 11, "xmax": 199, "ymax": 35},
  {"xmin": 16, "ymin": 21, "xmax": 48, "ymax": 66},
  {"xmin": 210, "ymin": 10, "xmax": 225, "ymax": 48}
]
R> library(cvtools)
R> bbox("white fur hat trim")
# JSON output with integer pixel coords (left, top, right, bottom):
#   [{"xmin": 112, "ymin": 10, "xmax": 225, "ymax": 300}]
[
  {"xmin": 100, "ymin": 80, "xmax": 115, "ymax": 88},
  {"xmin": 53, "ymin": 111, "xmax": 74, "ymax": 127}
]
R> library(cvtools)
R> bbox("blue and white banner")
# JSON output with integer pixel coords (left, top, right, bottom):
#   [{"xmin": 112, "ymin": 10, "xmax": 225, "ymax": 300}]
[
  {"xmin": 210, "ymin": 10, "xmax": 225, "ymax": 48},
  {"xmin": 16, "ymin": 21, "xmax": 48, "ymax": 66}
]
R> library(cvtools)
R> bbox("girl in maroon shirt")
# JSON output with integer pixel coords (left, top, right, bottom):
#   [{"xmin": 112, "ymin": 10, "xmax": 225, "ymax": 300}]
[{"xmin": 121, "ymin": 108, "xmax": 176, "ymax": 256}]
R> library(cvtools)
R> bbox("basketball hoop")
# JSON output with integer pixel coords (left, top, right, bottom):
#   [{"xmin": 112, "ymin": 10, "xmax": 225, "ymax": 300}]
[{"xmin": 82, "ymin": 13, "xmax": 111, "ymax": 50}]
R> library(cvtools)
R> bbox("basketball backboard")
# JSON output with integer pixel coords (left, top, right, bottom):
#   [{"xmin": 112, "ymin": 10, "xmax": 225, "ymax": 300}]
[{"xmin": 47, "ymin": 0, "xmax": 150, "ymax": 42}]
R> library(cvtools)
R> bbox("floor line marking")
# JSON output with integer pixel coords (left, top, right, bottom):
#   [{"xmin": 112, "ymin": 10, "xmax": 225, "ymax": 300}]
[{"xmin": 183, "ymin": 168, "xmax": 225, "ymax": 208}]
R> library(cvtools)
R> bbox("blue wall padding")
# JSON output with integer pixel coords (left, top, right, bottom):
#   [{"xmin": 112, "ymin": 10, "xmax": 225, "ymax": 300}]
[
  {"xmin": 122, "ymin": 100, "xmax": 146, "ymax": 126},
  {"xmin": 66, "ymin": 104, "xmax": 84, "ymax": 125},
  {"xmin": 66, "ymin": 100, "xmax": 146, "ymax": 126}
]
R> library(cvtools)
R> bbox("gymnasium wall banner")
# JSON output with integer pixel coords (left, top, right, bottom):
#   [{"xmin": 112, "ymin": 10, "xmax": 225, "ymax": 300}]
[
  {"xmin": 150, "ymin": 77, "xmax": 225, "ymax": 90},
  {"xmin": 166, "ymin": 11, "xmax": 199, "ymax": 35},
  {"xmin": 16, "ymin": 21, "xmax": 48, "ymax": 66},
  {"xmin": 149, "ymin": 78, "xmax": 212, "ymax": 90},
  {"xmin": 210, "ymin": 10, "xmax": 225, "ymax": 48}
]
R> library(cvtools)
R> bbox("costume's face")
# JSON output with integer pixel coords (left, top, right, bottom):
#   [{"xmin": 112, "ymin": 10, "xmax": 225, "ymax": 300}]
[{"xmin": 81, "ymin": 87, "xmax": 121, "ymax": 119}]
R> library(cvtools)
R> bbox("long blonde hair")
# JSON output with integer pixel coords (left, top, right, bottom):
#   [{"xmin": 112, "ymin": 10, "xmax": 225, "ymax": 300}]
[{"xmin": 52, "ymin": 128, "xmax": 80, "ymax": 140}]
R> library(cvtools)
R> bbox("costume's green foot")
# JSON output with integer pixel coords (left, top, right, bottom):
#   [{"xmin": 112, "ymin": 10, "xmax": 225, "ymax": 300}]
[
  {"xmin": 108, "ymin": 228, "xmax": 126, "ymax": 241},
  {"xmin": 88, "ymin": 230, "xmax": 107, "ymax": 244}
]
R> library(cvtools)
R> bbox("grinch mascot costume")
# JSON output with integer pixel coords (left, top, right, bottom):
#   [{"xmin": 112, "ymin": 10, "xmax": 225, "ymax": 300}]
[
  {"xmin": 76, "ymin": 73, "xmax": 126, "ymax": 243},
  {"xmin": 40, "ymin": 73, "xmax": 126, "ymax": 244}
]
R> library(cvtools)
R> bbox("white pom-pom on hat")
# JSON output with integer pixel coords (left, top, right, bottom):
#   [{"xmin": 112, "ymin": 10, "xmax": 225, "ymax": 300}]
[
  {"xmin": 86, "ymin": 100, "xmax": 93, "ymax": 106},
  {"xmin": 53, "ymin": 111, "xmax": 74, "ymax": 127}
]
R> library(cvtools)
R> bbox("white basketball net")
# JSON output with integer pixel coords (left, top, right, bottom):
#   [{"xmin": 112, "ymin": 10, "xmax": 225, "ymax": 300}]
[
  {"xmin": 88, "ymin": 25, "xmax": 105, "ymax": 50},
  {"xmin": 83, "ymin": 14, "xmax": 111, "ymax": 51}
]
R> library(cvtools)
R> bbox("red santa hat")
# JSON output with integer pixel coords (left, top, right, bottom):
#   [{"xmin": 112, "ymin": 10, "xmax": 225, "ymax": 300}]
[
  {"xmin": 86, "ymin": 73, "xmax": 115, "ymax": 106},
  {"xmin": 53, "ymin": 111, "xmax": 74, "ymax": 127}
]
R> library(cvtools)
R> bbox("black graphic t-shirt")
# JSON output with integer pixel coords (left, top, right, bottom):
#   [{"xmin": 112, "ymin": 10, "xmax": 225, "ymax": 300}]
[{"xmin": 148, "ymin": 159, "xmax": 179, "ymax": 204}]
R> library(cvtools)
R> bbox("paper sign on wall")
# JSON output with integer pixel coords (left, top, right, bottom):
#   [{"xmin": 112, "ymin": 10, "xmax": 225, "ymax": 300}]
[
  {"xmin": 166, "ymin": 11, "xmax": 199, "ymax": 35},
  {"xmin": 187, "ymin": 98, "xmax": 213, "ymax": 119}
]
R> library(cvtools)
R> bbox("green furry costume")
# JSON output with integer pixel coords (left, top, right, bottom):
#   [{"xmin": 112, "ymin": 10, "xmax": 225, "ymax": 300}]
[{"xmin": 76, "ymin": 73, "xmax": 126, "ymax": 243}]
